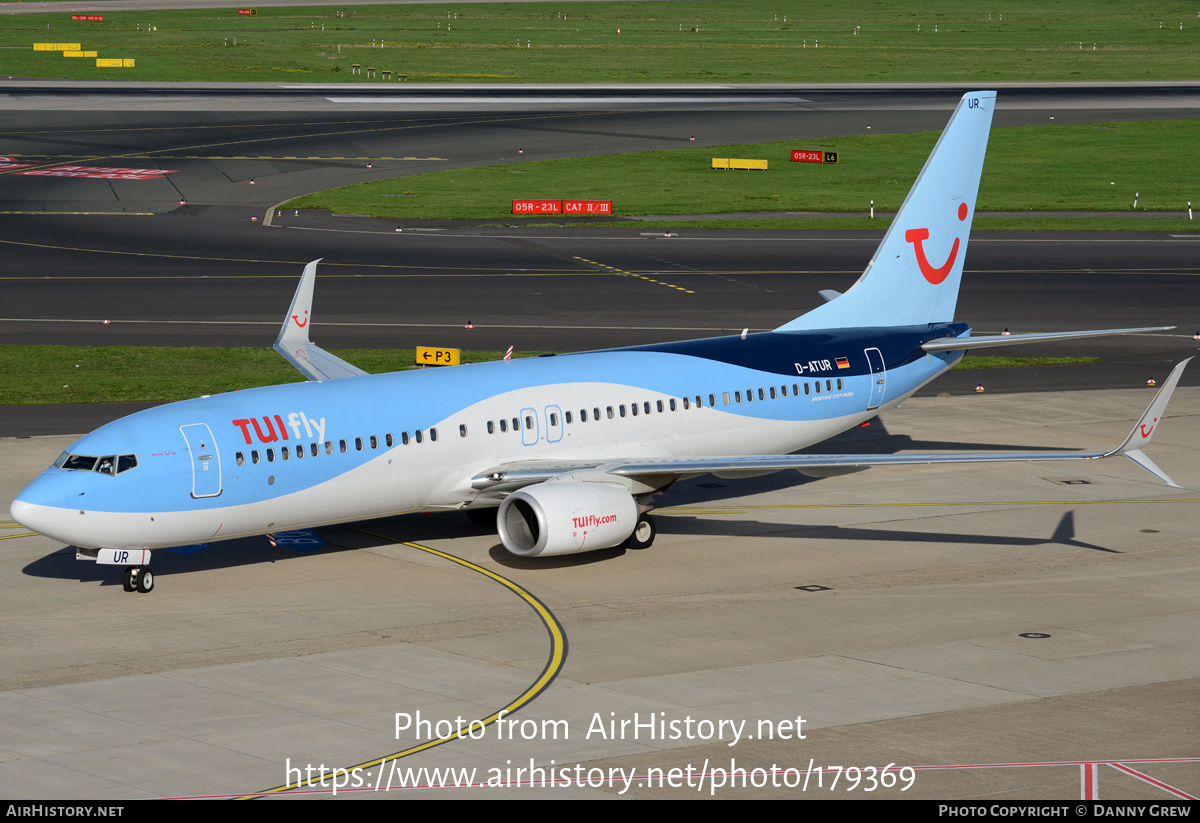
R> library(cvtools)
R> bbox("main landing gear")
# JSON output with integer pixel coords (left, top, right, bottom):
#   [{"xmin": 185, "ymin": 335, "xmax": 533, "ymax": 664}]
[
  {"xmin": 122, "ymin": 566, "xmax": 154, "ymax": 594},
  {"xmin": 625, "ymin": 514, "xmax": 656, "ymax": 550}
]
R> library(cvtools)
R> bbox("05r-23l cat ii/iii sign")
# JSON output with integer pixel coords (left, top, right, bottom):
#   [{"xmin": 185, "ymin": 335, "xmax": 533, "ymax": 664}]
[{"xmin": 11, "ymin": 91, "xmax": 1188, "ymax": 593}]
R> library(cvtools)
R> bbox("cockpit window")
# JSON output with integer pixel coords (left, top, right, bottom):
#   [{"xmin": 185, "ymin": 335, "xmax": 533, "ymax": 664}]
[{"xmin": 57, "ymin": 453, "xmax": 139, "ymax": 475}]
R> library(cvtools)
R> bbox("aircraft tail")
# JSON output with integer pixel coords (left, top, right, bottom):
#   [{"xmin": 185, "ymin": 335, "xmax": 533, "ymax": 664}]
[{"xmin": 777, "ymin": 91, "xmax": 996, "ymax": 331}]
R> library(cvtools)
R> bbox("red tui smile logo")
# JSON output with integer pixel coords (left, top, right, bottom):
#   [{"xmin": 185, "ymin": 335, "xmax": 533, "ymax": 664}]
[
  {"xmin": 292, "ymin": 309, "xmax": 309, "ymax": 328},
  {"xmin": 906, "ymin": 202, "xmax": 969, "ymax": 285}
]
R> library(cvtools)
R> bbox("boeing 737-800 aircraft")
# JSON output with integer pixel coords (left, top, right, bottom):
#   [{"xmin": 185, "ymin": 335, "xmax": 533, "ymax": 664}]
[{"xmin": 10, "ymin": 91, "xmax": 1189, "ymax": 593}]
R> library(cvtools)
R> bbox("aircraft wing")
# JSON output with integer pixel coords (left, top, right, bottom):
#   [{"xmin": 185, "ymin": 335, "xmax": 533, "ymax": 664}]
[
  {"xmin": 472, "ymin": 358, "xmax": 1191, "ymax": 492},
  {"xmin": 273, "ymin": 259, "xmax": 369, "ymax": 381}
]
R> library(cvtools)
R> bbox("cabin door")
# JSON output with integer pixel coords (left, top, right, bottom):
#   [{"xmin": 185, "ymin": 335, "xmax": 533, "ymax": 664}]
[
  {"xmin": 180, "ymin": 423, "xmax": 222, "ymax": 498},
  {"xmin": 864, "ymin": 347, "xmax": 887, "ymax": 410}
]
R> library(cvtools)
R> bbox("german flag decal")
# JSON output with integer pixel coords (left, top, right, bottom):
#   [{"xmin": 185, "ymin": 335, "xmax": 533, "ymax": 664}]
[{"xmin": 836, "ymin": 357, "xmax": 850, "ymax": 369}]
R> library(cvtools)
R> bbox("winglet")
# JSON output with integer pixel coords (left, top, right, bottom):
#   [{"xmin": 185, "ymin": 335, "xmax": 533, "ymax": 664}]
[
  {"xmin": 275, "ymin": 258, "xmax": 321, "ymax": 353},
  {"xmin": 1106, "ymin": 357, "xmax": 1192, "ymax": 486},
  {"xmin": 272, "ymin": 259, "xmax": 369, "ymax": 382}
]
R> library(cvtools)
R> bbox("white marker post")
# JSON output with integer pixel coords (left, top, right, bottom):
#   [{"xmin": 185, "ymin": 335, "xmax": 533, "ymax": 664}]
[
  {"xmin": 1134, "ymin": 192, "xmax": 1139, "ymax": 210},
  {"xmin": 870, "ymin": 200, "xmax": 874, "ymax": 219}
]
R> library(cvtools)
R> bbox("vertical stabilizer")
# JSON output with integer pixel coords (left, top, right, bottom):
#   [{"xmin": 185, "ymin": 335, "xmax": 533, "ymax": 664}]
[{"xmin": 777, "ymin": 91, "xmax": 996, "ymax": 331}]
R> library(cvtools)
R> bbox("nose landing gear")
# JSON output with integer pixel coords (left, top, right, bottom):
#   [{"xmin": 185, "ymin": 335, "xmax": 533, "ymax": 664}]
[{"xmin": 122, "ymin": 566, "xmax": 154, "ymax": 593}]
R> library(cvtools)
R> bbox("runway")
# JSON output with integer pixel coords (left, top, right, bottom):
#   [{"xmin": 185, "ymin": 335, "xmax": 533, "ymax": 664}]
[{"xmin": 0, "ymin": 84, "xmax": 1198, "ymax": 800}]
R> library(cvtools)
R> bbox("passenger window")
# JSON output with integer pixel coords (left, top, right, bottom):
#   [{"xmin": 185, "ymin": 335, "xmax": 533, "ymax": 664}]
[
  {"xmin": 826, "ymin": 380, "xmax": 832, "ymax": 392},
  {"xmin": 769, "ymin": 387, "xmax": 777, "ymax": 399},
  {"xmin": 370, "ymin": 435, "xmax": 378, "ymax": 449},
  {"xmin": 805, "ymin": 383, "xmax": 811, "ymax": 395},
  {"xmin": 281, "ymin": 446, "xmax": 289, "ymax": 460},
  {"xmin": 415, "ymin": 429, "xmax": 423, "ymax": 444},
  {"xmin": 459, "ymin": 424, "xmax": 468, "ymax": 438},
  {"xmin": 550, "ymin": 412, "xmax": 559, "ymax": 426},
  {"xmin": 500, "ymin": 419, "xmax": 508, "ymax": 433},
  {"xmin": 236, "ymin": 452, "xmax": 245, "ymax": 466},
  {"xmin": 340, "ymin": 440, "xmax": 347, "ymax": 453},
  {"xmin": 644, "ymin": 401, "xmax": 651, "ymax": 414},
  {"xmin": 709, "ymin": 394, "xmax": 716, "ymax": 406},
  {"xmin": 657, "ymin": 400, "xmax": 664, "ymax": 413},
  {"xmin": 386, "ymin": 434, "xmax": 393, "ymax": 447},
  {"xmin": 758, "ymin": 388, "xmax": 765, "ymax": 401},
  {"xmin": 607, "ymin": 406, "xmax": 614, "ymax": 419},
  {"xmin": 430, "ymin": 428, "xmax": 438, "ymax": 441},
  {"xmin": 565, "ymin": 411, "xmax": 573, "ymax": 424},
  {"xmin": 793, "ymin": 383, "xmax": 800, "ymax": 395},
  {"xmin": 488, "ymin": 421, "xmax": 495, "ymax": 434},
  {"xmin": 580, "ymin": 409, "xmax": 588, "ymax": 422},
  {"xmin": 619, "ymin": 405, "xmax": 627, "ymax": 418},
  {"xmin": 696, "ymin": 396, "xmax": 704, "ymax": 409},
  {"xmin": 837, "ymin": 378, "xmax": 843, "ymax": 390},
  {"xmin": 593, "ymin": 407, "xmax": 600, "ymax": 420},
  {"xmin": 325, "ymin": 441, "xmax": 333, "ymax": 455},
  {"xmin": 525, "ymin": 415, "xmax": 533, "ymax": 429},
  {"xmin": 746, "ymin": 389, "xmax": 753, "ymax": 403},
  {"xmin": 512, "ymin": 417, "xmax": 519, "ymax": 431},
  {"xmin": 311, "ymin": 442, "xmax": 318, "ymax": 457},
  {"xmin": 682, "ymin": 397, "xmax": 690, "ymax": 409},
  {"xmin": 355, "ymin": 438, "xmax": 363, "ymax": 451},
  {"xmin": 735, "ymin": 391, "xmax": 742, "ymax": 403},
  {"xmin": 722, "ymin": 392, "xmax": 730, "ymax": 405},
  {"xmin": 630, "ymin": 404, "xmax": 638, "ymax": 417},
  {"xmin": 295, "ymin": 445, "xmax": 303, "ymax": 459},
  {"xmin": 252, "ymin": 450, "xmax": 260, "ymax": 464},
  {"xmin": 267, "ymin": 448, "xmax": 275, "ymax": 462},
  {"xmin": 402, "ymin": 432, "xmax": 410, "ymax": 445},
  {"xmin": 669, "ymin": 399, "xmax": 677, "ymax": 411}
]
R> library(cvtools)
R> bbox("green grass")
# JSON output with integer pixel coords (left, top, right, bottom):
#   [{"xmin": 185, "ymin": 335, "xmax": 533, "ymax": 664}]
[
  {"xmin": 954, "ymin": 356, "xmax": 1101, "ymax": 370},
  {"xmin": 0, "ymin": 345, "xmax": 545, "ymax": 405},
  {"xmin": 286, "ymin": 119, "xmax": 1200, "ymax": 221},
  {"xmin": 0, "ymin": 346, "xmax": 1101, "ymax": 405},
  {"xmin": 1, "ymin": 0, "xmax": 1196, "ymax": 83}
]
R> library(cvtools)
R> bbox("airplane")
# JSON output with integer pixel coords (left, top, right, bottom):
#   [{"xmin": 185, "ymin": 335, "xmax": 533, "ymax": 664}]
[{"xmin": 10, "ymin": 90, "xmax": 1190, "ymax": 594}]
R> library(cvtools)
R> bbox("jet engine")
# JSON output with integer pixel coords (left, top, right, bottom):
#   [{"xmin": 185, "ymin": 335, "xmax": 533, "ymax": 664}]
[{"xmin": 496, "ymin": 481, "xmax": 638, "ymax": 557}]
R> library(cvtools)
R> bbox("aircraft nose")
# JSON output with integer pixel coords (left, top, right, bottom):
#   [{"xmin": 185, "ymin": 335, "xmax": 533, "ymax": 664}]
[{"xmin": 10, "ymin": 473, "xmax": 70, "ymax": 540}]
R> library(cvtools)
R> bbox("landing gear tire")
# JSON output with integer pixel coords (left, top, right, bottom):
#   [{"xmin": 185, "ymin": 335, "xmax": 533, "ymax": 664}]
[
  {"xmin": 627, "ymin": 515, "xmax": 656, "ymax": 550},
  {"xmin": 135, "ymin": 567, "xmax": 154, "ymax": 594},
  {"xmin": 122, "ymin": 567, "xmax": 137, "ymax": 592}
]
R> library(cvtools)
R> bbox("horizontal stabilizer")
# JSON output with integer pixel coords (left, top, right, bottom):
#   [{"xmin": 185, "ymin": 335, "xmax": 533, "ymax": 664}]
[
  {"xmin": 922, "ymin": 326, "xmax": 1175, "ymax": 352},
  {"xmin": 274, "ymin": 259, "xmax": 369, "ymax": 382}
]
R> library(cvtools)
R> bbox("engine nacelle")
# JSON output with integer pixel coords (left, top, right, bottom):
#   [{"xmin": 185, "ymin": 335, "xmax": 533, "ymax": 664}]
[{"xmin": 497, "ymin": 481, "xmax": 637, "ymax": 557}]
